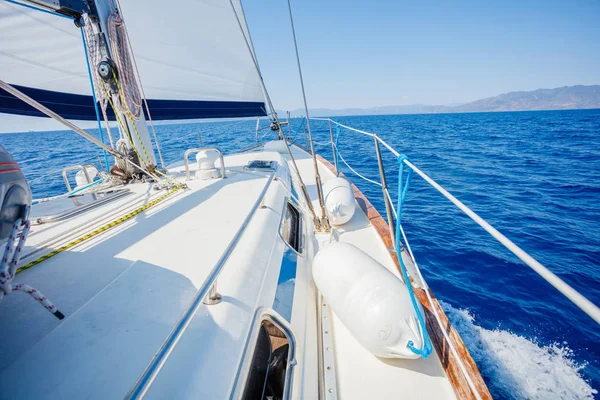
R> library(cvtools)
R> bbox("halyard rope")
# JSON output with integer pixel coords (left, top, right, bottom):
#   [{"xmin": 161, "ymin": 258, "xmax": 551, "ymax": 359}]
[
  {"xmin": 106, "ymin": 12, "xmax": 142, "ymax": 119},
  {"xmin": 114, "ymin": 0, "xmax": 166, "ymax": 169},
  {"xmin": 99, "ymin": 77, "xmax": 180, "ymax": 188},
  {"xmin": 100, "ymin": 74, "xmax": 181, "ymax": 189}
]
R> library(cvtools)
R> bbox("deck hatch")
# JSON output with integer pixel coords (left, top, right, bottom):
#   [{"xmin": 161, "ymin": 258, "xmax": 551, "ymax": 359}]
[{"xmin": 246, "ymin": 160, "xmax": 276, "ymax": 170}]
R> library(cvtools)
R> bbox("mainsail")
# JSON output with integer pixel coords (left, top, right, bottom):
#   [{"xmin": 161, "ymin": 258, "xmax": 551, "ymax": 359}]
[{"xmin": 0, "ymin": 0, "xmax": 267, "ymax": 120}]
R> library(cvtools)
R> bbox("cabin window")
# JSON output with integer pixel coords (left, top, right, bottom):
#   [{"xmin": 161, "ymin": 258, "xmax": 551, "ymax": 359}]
[
  {"xmin": 280, "ymin": 201, "xmax": 302, "ymax": 253},
  {"xmin": 242, "ymin": 320, "xmax": 291, "ymax": 400}
]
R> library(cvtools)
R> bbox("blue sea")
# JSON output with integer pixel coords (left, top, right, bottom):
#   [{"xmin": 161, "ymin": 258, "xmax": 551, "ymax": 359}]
[{"xmin": 2, "ymin": 109, "xmax": 599, "ymax": 399}]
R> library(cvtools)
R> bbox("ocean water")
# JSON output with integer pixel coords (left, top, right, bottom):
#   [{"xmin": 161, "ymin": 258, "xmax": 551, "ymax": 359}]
[{"xmin": 1, "ymin": 109, "xmax": 599, "ymax": 399}]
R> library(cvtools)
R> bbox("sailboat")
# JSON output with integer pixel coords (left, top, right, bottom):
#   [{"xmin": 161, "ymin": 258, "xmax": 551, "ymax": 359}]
[{"xmin": 0, "ymin": 1, "xmax": 598, "ymax": 399}]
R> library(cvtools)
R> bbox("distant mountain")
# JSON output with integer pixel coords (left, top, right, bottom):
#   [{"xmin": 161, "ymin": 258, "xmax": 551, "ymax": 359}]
[
  {"xmin": 284, "ymin": 85, "xmax": 600, "ymax": 117},
  {"xmin": 452, "ymin": 85, "xmax": 600, "ymax": 112}
]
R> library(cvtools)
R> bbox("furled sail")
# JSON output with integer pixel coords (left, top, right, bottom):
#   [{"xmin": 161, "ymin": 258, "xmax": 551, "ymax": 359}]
[{"xmin": 0, "ymin": 0, "xmax": 267, "ymax": 120}]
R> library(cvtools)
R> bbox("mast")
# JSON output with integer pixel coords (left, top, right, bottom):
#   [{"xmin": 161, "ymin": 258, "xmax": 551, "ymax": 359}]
[{"xmin": 85, "ymin": 0, "xmax": 157, "ymax": 168}]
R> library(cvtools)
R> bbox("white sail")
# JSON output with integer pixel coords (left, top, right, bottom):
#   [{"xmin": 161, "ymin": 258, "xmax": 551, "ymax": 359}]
[
  {"xmin": 0, "ymin": 0, "xmax": 266, "ymax": 119},
  {"xmin": 0, "ymin": 2, "xmax": 89, "ymax": 95}
]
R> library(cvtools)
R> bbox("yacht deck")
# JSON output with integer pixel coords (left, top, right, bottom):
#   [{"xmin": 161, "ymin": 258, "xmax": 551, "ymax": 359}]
[{"xmin": 0, "ymin": 143, "xmax": 488, "ymax": 399}]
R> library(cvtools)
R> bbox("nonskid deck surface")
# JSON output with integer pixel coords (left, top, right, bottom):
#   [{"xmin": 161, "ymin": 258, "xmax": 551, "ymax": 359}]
[{"xmin": 0, "ymin": 143, "xmax": 458, "ymax": 399}]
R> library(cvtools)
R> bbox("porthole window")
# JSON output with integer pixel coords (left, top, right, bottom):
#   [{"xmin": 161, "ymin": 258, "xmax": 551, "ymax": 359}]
[{"xmin": 280, "ymin": 201, "xmax": 302, "ymax": 254}]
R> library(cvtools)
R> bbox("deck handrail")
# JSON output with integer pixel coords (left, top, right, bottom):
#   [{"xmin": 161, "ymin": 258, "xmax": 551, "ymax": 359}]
[
  {"xmin": 305, "ymin": 116, "xmax": 600, "ymax": 325},
  {"xmin": 126, "ymin": 172, "xmax": 276, "ymax": 399}
]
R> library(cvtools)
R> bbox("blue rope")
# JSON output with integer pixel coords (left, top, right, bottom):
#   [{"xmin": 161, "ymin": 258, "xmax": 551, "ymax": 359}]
[
  {"xmin": 80, "ymin": 28, "xmax": 110, "ymax": 173},
  {"xmin": 68, "ymin": 178, "xmax": 105, "ymax": 197},
  {"xmin": 394, "ymin": 154, "xmax": 432, "ymax": 358},
  {"xmin": 334, "ymin": 123, "xmax": 341, "ymax": 176}
]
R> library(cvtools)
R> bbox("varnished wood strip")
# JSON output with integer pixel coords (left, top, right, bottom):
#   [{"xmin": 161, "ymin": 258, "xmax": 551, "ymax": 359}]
[{"xmin": 315, "ymin": 153, "xmax": 493, "ymax": 400}]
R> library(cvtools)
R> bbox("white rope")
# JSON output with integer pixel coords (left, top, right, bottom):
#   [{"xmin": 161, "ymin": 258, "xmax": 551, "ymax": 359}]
[
  {"xmin": 0, "ymin": 218, "xmax": 64, "ymax": 319},
  {"xmin": 399, "ymin": 225, "xmax": 483, "ymax": 400},
  {"xmin": 100, "ymin": 101, "xmax": 116, "ymax": 148}
]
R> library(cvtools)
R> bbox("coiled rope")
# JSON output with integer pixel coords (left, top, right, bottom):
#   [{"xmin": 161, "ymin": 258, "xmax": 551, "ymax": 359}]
[
  {"xmin": 106, "ymin": 12, "xmax": 142, "ymax": 119},
  {"xmin": 0, "ymin": 215, "xmax": 64, "ymax": 320}
]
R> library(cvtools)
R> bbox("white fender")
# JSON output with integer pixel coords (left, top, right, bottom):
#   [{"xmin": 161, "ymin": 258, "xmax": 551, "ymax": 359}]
[
  {"xmin": 322, "ymin": 177, "xmax": 355, "ymax": 225},
  {"xmin": 312, "ymin": 242, "xmax": 424, "ymax": 359}
]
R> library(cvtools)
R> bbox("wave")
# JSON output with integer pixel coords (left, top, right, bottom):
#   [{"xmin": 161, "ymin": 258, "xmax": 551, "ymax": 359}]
[{"xmin": 440, "ymin": 301, "xmax": 597, "ymax": 399}]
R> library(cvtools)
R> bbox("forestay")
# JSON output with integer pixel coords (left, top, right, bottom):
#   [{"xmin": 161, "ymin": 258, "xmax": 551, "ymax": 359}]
[{"xmin": 0, "ymin": 0, "xmax": 267, "ymax": 119}]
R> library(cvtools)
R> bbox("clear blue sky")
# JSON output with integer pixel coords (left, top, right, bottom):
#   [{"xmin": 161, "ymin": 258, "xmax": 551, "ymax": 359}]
[{"xmin": 243, "ymin": 0, "xmax": 600, "ymax": 110}]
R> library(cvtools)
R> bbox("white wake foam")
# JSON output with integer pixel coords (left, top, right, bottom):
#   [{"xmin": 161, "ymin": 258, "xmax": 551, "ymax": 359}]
[{"xmin": 440, "ymin": 301, "xmax": 597, "ymax": 399}]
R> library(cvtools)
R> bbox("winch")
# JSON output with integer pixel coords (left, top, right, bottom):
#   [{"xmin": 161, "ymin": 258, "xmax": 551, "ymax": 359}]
[{"xmin": 0, "ymin": 144, "xmax": 31, "ymax": 241}]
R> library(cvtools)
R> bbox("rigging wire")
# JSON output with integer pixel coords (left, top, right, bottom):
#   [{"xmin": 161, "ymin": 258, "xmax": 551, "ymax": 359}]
[
  {"xmin": 227, "ymin": 0, "xmax": 321, "ymax": 228},
  {"xmin": 285, "ymin": 0, "xmax": 330, "ymax": 230}
]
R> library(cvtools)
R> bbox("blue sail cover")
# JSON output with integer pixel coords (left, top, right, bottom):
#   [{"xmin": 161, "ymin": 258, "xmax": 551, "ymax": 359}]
[
  {"xmin": 0, "ymin": 0, "xmax": 267, "ymax": 120},
  {"xmin": 0, "ymin": 85, "xmax": 267, "ymax": 120}
]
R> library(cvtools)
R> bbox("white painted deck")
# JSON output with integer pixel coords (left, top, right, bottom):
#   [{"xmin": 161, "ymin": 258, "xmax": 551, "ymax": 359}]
[{"xmin": 0, "ymin": 142, "xmax": 456, "ymax": 399}]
